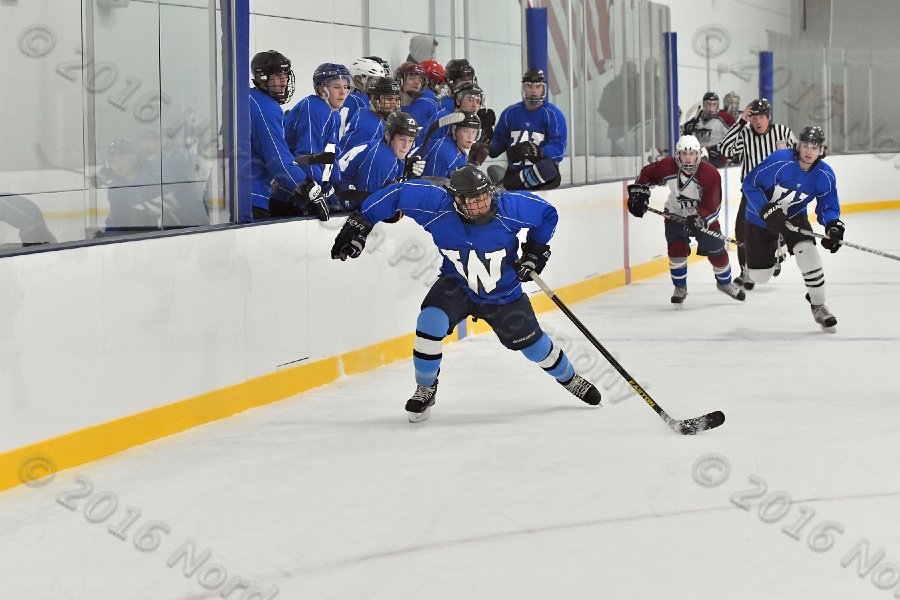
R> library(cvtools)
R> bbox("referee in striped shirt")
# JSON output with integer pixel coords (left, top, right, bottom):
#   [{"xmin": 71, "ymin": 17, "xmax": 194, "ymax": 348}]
[{"xmin": 719, "ymin": 98, "xmax": 796, "ymax": 289}]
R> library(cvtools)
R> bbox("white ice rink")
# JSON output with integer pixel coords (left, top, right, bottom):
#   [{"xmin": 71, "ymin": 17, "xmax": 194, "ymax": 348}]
[{"xmin": 2, "ymin": 211, "xmax": 900, "ymax": 600}]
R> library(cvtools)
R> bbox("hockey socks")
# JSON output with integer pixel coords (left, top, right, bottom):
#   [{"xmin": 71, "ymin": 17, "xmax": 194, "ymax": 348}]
[
  {"xmin": 795, "ymin": 241, "xmax": 826, "ymax": 305},
  {"xmin": 520, "ymin": 333, "xmax": 575, "ymax": 383},
  {"xmin": 413, "ymin": 307, "xmax": 449, "ymax": 386}
]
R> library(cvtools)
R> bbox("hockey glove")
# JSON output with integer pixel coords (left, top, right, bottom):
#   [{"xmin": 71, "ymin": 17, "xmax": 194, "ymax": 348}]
[
  {"xmin": 331, "ymin": 211, "xmax": 374, "ymax": 261},
  {"xmin": 476, "ymin": 108, "xmax": 496, "ymax": 144},
  {"xmin": 469, "ymin": 142, "xmax": 490, "ymax": 166},
  {"xmin": 821, "ymin": 219, "xmax": 845, "ymax": 253},
  {"xmin": 686, "ymin": 214, "xmax": 706, "ymax": 236},
  {"xmin": 507, "ymin": 141, "xmax": 541, "ymax": 163},
  {"xmin": 404, "ymin": 155, "xmax": 426, "ymax": 179},
  {"xmin": 626, "ymin": 183, "xmax": 651, "ymax": 218},
  {"xmin": 305, "ymin": 182, "xmax": 330, "ymax": 222},
  {"xmin": 760, "ymin": 201, "xmax": 788, "ymax": 234},
  {"xmin": 514, "ymin": 240, "xmax": 551, "ymax": 282}
]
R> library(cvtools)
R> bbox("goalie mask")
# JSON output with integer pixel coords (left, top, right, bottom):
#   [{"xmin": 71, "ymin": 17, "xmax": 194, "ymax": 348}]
[
  {"xmin": 251, "ymin": 50, "xmax": 295, "ymax": 104},
  {"xmin": 447, "ymin": 165, "xmax": 497, "ymax": 225},
  {"xmin": 521, "ymin": 69, "xmax": 547, "ymax": 104},
  {"xmin": 674, "ymin": 135, "xmax": 702, "ymax": 176}
]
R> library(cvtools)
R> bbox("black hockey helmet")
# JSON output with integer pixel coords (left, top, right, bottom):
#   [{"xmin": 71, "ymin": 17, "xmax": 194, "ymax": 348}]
[
  {"xmin": 368, "ymin": 76, "xmax": 402, "ymax": 118},
  {"xmin": 703, "ymin": 91, "xmax": 719, "ymax": 103},
  {"xmin": 451, "ymin": 110, "xmax": 482, "ymax": 141},
  {"xmin": 445, "ymin": 59, "xmax": 477, "ymax": 91},
  {"xmin": 251, "ymin": 50, "xmax": 295, "ymax": 104},
  {"xmin": 384, "ymin": 111, "xmax": 420, "ymax": 141},
  {"xmin": 453, "ymin": 81, "xmax": 485, "ymax": 108},
  {"xmin": 522, "ymin": 68, "xmax": 547, "ymax": 103},
  {"xmin": 748, "ymin": 98, "xmax": 771, "ymax": 117},
  {"xmin": 796, "ymin": 125, "xmax": 827, "ymax": 159},
  {"xmin": 447, "ymin": 165, "xmax": 497, "ymax": 224}
]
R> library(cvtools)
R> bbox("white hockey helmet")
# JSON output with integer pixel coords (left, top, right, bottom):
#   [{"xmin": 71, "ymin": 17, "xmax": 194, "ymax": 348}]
[
  {"xmin": 675, "ymin": 134, "xmax": 702, "ymax": 176},
  {"xmin": 349, "ymin": 57, "xmax": 387, "ymax": 93}
]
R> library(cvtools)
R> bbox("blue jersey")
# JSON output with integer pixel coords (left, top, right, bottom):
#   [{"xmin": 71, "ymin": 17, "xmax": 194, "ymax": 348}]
[
  {"xmin": 248, "ymin": 87, "xmax": 307, "ymax": 211},
  {"xmin": 421, "ymin": 135, "xmax": 468, "ymax": 178},
  {"xmin": 338, "ymin": 91, "xmax": 368, "ymax": 141},
  {"xmin": 403, "ymin": 95, "xmax": 439, "ymax": 128},
  {"xmin": 284, "ymin": 94, "xmax": 340, "ymax": 185},
  {"xmin": 341, "ymin": 141, "xmax": 404, "ymax": 192},
  {"xmin": 490, "ymin": 100, "xmax": 568, "ymax": 166},
  {"xmin": 439, "ymin": 95, "xmax": 455, "ymax": 113},
  {"xmin": 337, "ymin": 108, "xmax": 385, "ymax": 174},
  {"xmin": 742, "ymin": 148, "xmax": 841, "ymax": 228},
  {"xmin": 360, "ymin": 181, "xmax": 558, "ymax": 304}
]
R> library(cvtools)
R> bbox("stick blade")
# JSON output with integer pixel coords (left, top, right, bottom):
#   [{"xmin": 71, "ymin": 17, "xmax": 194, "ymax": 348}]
[
  {"xmin": 671, "ymin": 411, "xmax": 725, "ymax": 435},
  {"xmin": 438, "ymin": 112, "xmax": 466, "ymax": 127}
]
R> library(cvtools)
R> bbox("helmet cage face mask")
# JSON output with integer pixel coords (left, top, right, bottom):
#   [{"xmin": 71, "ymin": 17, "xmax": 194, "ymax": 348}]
[
  {"xmin": 252, "ymin": 51, "xmax": 295, "ymax": 104},
  {"xmin": 521, "ymin": 69, "xmax": 547, "ymax": 103},
  {"xmin": 447, "ymin": 166, "xmax": 497, "ymax": 224},
  {"xmin": 675, "ymin": 135, "xmax": 702, "ymax": 176}
]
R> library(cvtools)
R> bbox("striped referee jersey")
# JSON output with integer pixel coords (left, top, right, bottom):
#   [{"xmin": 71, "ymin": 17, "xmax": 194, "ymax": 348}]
[{"xmin": 719, "ymin": 120, "xmax": 796, "ymax": 180}]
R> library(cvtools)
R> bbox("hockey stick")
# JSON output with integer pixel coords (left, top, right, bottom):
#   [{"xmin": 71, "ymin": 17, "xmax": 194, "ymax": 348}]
[
  {"xmin": 646, "ymin": 206, "xmax": 744, "ymax": 247},
  {"xmin": 529, "ymin": 272, "xmax": 725, "ymax": 435},
  {"xmin": 294, "ymin": 151, "xmax": 335, "ymax": 166},
  {"xmin": 418, "ymin": 111, "xmax": 465, "ymax": 153},
  {"xmin": 784, "ymin": 222, "xmax": 900, "ymax": 262}
]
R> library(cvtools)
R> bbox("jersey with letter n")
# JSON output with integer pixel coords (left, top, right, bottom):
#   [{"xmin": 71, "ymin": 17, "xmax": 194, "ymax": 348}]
[
  {"xmin": 635, "ymin": 157, "xmax": 723, "ymax": 222},
  {"xmin": 741, "ymin": 148, "xmax": 841, "ymax": 228},
  {"xmin": 359, "ymin": 181, "xmax": 558, "ymax": 304}
]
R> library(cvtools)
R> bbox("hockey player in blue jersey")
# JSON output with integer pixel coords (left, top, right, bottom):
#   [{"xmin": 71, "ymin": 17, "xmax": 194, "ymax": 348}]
[
  {"xmin": 421, "ymin": 111, "xmax": 482, "ymax": 178},
  {"xmin": 395, "ymin": 62, "xmax": 439, "ymax": 127},
  {"xmin": 343, "ymin": 57, "xmax": 387, "ymax": 140},
  {"xmin": 330, "ymin": 165, "xmax": 602, "ymax": 422},
  {"xmin": 417, "ymin": 82, "xmax": 485, "ymax": 148},
  {"xmin": 338, "ymin": 111, "xmax": 424, "ymax": 201},
  {"xmin": 282, "ymin": 63, "xmax": 353, "ymax": 220},
  {"xmin": 336, "ymin": 77, "xmax": 402, "ymax": 176},
  {"xmin": 248, "ymin": 50, "xmax": 321, "ymax": 220},
  {"xmin": 742, "ymin": 125, "xmax": 844, "ymax": 331},
  {"xmin": 441, "ymin": 59, "xmax": 478, "ymax": 112},
  {"xmin": 490, "ymin": 69, "xmax": 568, "ymax": 191}
]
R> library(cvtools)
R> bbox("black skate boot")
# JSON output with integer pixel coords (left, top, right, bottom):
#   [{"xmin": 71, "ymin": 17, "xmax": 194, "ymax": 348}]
[
  {"xmin": 406, "ymin": 379, "xmax": 438, "ymax": 423},
  {"xmin": 716, "ymin": 281, "xmax": 746, "ymax": 301},
  {"xmin": 561, "ymin": 374, "xmax": 602, "ymax": 406},
  {"xmin": 671, "ymin": 286, "xmax": 687, "ymax": 308},
  {"xmin": 806, "ymin": 294, "xmax": 837, "ymax": 332}
]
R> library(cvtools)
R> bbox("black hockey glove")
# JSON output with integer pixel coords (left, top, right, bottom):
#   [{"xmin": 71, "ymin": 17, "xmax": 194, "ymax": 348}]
[
  {"xmin": 304, "ymin": 182, "xmax": 330, "ymax": 222},
  {"xmin": 686, "ymin": 214, "xmax": 706, "ymax": 235},
  {"xmin": 626, "ymin": 183, "xmax": 651, "ymax": 218},
  {"xmin": 514, "ymin": 240, "xmax": 551, "ymax": 282},
  {"xmin": 821, "ymin": 219, "xmax": 845, "ymax": 253},
  {"xmin": 507, "ymin": 141, "xmax": 541, "ymax": 163},
  {"xmin": 331, "ymin": 211, "xmax": 374, "ymax": 261},
  {"xmin": 476, "ymin": 108, "xmax": 496, "ymax": 144},
  {"xmin": 469, "ymin": 142, "xmax": 490, "ymax": 166},
  {"xmin": 760, "ymin": 201, "xmax": 787, "ymax": 234}
]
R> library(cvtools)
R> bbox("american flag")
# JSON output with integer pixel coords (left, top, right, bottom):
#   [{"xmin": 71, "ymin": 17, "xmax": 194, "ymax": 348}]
[{"xmin": 538, "ymin": 0, "xmax": 612, "ymax": 95}]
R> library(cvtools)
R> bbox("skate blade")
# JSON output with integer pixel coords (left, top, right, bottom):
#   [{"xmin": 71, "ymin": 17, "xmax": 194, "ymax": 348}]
[
  {"xmin": 408, "ymin": 406, "xmax": 432, "ymax": 423},
  {"xmin": 819, "ymin": 324, "xmax": 837, "ymax": 333},
  {"xmin": 671, "ymin": 301, "xmax": 685, "ymax": 310}
]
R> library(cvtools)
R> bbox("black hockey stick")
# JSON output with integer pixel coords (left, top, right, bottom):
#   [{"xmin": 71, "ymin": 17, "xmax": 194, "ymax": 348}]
[
  {"xmin": 418, "ymin": 111, "xmax": 465, "ymax": 153},
  {"xmin": 784, "ymin": 222, "xmax": 900, "ymax": 262},
  {"xmin": 294, "ymin": 151, "xmax": 335, "ymax": 166},
  {"xmin": 646, "ymin": 206, "xmax": 743, "ymax": 247},
  {"xmin": 529, "ymin": 272, "xmax": 725, "ymax": 435}
]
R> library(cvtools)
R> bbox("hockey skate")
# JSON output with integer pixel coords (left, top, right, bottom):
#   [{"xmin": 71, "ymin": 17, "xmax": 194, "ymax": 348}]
[
  {"xmin": 406, "ymin": 379, "xmax": 438, "ymax": 423},
  {"xmin": 671, "ymin": 286, "xmax": 688, "ymax": 308},
  {"xmin": 716, "ymin": 281, "xmax": 746, "ymax": 301},
  {"xmin": 806, "ymin": 294, "xmax": 837, "ymax": 332},
  {"xmin": 561, "ymin": 374, "xmax": 602, "ymax": 406}
]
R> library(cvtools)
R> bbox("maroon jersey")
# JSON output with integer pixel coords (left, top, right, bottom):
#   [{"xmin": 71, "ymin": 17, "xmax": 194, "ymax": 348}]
[{"xmin": 635, "ymin": 156, "xmax": 722, "ymax": 221}]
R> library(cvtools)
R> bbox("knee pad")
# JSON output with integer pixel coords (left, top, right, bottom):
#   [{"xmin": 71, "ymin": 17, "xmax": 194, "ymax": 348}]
[
  {"xmin": 416, "ymin": 306, "xmax": 451, "ymax": 339},
  {"xmin": 667, "ymin": 239, "xmax": 690, "ymax": 258},
  {"xmin": 748, "ymin": 267, "xmax": 774, "ymax": 284}
]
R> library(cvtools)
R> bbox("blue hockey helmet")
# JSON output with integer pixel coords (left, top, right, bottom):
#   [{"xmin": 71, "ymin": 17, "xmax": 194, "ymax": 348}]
[
  {"xmin": 447, "ymin": 165, "xmax": 497, "ymax": 224},
  {"xmin": 312, "ymin": 63, "xmax": 351, "ymax": 91}
]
